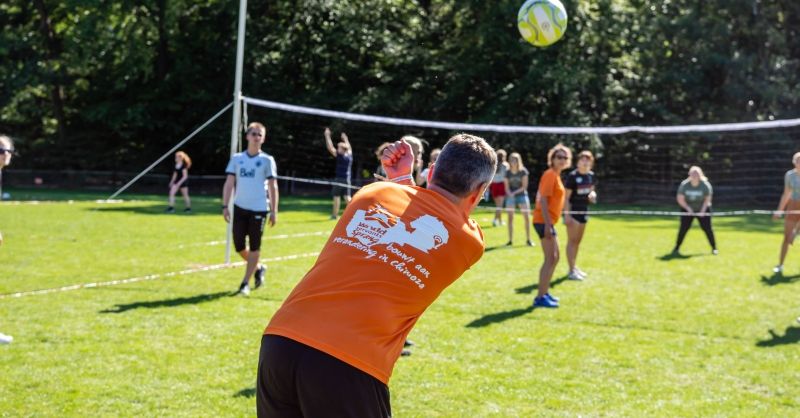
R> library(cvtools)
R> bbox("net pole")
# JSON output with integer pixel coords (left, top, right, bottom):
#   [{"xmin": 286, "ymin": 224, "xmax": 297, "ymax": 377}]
[{"xmin": 226, "ymin": 0, "xmax": 248, "ymax": 265}]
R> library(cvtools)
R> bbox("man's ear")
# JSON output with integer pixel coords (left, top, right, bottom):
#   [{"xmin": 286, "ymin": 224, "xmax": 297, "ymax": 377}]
[
  {"xmin": 427, "ymin": 163, "xmax": 435, "ymax": 184},
  {"xmin": 468, "ymin": 182, "xmax": 490, "ymax": 208}
]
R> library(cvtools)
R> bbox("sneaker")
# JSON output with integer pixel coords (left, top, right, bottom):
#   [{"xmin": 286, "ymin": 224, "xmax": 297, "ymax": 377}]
[
  {"xmin": 568, "ymin": 270, "xmax": 584, "ymax": 281},
  {"xmin": 184, "ymin": 208, "xmax": 192, "ymax": 213},
  {"xmin": 400, "ymin": 349, "xmax": 412, "ymax": 357},
  {"xmin": 505, "ymin": 241, "xmax": 512, "ymax": 246},
  {"xmin": 574, "ymin": 267, "xmax": 588, "ymax": 278},
  {"xmin": 330, "ymin": 215, "xmax": 338, "ymax": 220},
  {"xmin": 165, "ymin": 207, "xmax": 175, "ymax": 213},
  {"xmin": 533, "ymin": 296, "xmax": 559, "ymax": 308},
  {"xmin": 404, "ymin": 339, "xmax": 415, "ymax": 347},
  {"xmin": 254, "ymin": 265, "xmax": 266, "ymax": 289},
  {"xmin": 492, "ymin": 219, "xmax": 499, "ymax": 227},
  {"xmin": 0, "ymin": 333, "xmax": 12, "ymax": 344},
  {"xmin": 773, "ymin": 265, "xmax": 783, "ymax": 274},
  {"xmin": 238, "ymin": 283, "xmax": 250, "ymax": 296},
  {"xmin": 544, "ymin": 293, "xmax": 559, "ymax": 303},
  {"xmin": 526, "ymin": 240, "xmax": 534, "ymax": 247},
  {"xmin": 711, "ymin": 249, "xmax": 718, "ymax": 255}
]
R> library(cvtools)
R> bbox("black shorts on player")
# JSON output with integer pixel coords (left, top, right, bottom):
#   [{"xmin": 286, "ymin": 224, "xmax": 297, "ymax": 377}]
[
  {"xmin": 534, "ymin": 223, "xmax": 557, "ymax": 239},
  {"xmin": 570, "ymin": 210, "xmax": 588, "ymax": 224},
  {"xmin": 331, "ymin": 177, "xmax": 351, "ymax": 199},
  {"xmin": 232, "ymin": 205, "xmax": 268, "ymax": 252},
  {"xmin": 257, "ymin": 335, "xmax": 391, "ymax": 418}
]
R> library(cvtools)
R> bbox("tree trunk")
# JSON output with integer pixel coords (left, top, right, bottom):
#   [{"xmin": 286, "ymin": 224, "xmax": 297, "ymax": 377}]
[
  {"xmin": 32, "ymin": 0, "xmax": 67, "ymax": 141},
  {"xmin": 155, "ymin": 0, "xmax": 170, "ymax": 81}
]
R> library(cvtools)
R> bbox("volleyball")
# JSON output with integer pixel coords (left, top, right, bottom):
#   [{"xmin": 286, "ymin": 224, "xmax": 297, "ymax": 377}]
[{"xmin": 517, "ymin": 0, "xmax": 568, "ymax": 47}]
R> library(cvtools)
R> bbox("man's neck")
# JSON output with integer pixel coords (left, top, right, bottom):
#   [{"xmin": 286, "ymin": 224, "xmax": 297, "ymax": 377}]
[
  {"xmin": 246, "ymin": 146, "xmax": 261, "ymax": 156},
  {"xmin": 427, "ymin": 183, "xmax": 472, "ymax": 215}
]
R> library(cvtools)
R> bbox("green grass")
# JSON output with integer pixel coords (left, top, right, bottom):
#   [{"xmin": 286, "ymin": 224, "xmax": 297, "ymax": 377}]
[{"xmin": 1, "ymin": 188, "xmax": 799, "ymax": 416}]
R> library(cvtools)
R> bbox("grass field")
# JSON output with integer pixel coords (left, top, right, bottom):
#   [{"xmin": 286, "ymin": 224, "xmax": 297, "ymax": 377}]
[{"xmin": 1, "ymin": 188, "xmax": 799, "ymax": 416}]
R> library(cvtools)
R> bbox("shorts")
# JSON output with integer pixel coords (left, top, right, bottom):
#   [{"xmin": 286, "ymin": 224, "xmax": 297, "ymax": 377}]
[
  {"xmin": 505, "ymin": 193, "xmax": 530, "ymax": 208},
  {"xmin": 331, "ymin": 177, "xmax": 352, "ymax": 199},
  {"xmin": 257, "ymin": 335, "xmax": 391, "ymax": 418},
  {"xmin": 534, "ymin": 223, "xmax": 557, "ymax": 239},
  {"xmin": 489, "ymin": 182, "xmax": 506, "ymax": 199},
  {"xmin": 569, "ymin": 207, "xmax": 588, "ymax": 224},
  {"xmin": 232, "ymin": 205, "xmax": 268, "ymax": 252}
]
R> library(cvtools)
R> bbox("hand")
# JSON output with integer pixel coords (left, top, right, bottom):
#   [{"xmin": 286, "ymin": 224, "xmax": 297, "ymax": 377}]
[
  {"xmin": 340, "ymin": 132, "xmax": 348, "ymax": 142},
  {"xmin": 588, "ymin": 191, "xmax": 597, "ymax": 204},
  {"xmin": 773, "ymin": 212, "xmax": 782, "ymax": 220},
  {"xmin": 268, "ymin": 212, "xmax": 277, "ymax": 227},
  {"xmin": 222, "ymin": 207, "xmax": 230, "ymax": 223},
  {"xmin": 381, "ymin": 140, "xmax": 414, "ymax": 180},
  {"xmin": 324, "ymin": 127, "xmax": 331, "ymax": 139}
]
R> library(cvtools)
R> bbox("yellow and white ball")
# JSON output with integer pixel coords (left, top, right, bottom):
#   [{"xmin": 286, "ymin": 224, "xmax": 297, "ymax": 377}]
[{"xmin": 517, "ymin": 0, "xmax": 568, "ymax": 47}]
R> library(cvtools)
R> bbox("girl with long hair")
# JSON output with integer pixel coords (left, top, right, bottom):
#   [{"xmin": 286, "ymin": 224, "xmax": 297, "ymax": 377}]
[{"xmin": 167, "ymin": 151, "xmax": 192, "ymax": 213}]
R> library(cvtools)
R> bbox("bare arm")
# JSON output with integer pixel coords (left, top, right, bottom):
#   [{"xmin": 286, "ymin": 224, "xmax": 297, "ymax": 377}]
[
  {"xmin": 222, "ymin": 174, "xmax": 235, "ymax": 223},
  {"xmin": 381, "ymin": 140, "xmax": 415, "ymax": 186},
  {"xmin": 340, "ymin": 132, "xmax": 350, "ymax": 150},
  {"xmin": 676, "ymin": 194, "xmax": 693, "ymax": 213},
  {"xmin": 775, "ymin": 188, "xmax": 792, "ymax": 219},
  {"xmin": 169, "ymin": 172, "xmax": 177, "ymax": 186},
  {"xmin": 504, "ymin": 178, "xmax": 512, "ymax": 195},
  {"xmin": 563, "ymin": 189, "xmax": 574, "ymax": 224},
  {"xmin": 267, "ymin": 178, "xmax": 279, "ymax": 227},
  {"xmin": 324, "ymin": 128, "xmax": 336, "ymax": 157},
  {"xmin": 700, "ymin": 195, "xmax": 711, "ymax": 214}
]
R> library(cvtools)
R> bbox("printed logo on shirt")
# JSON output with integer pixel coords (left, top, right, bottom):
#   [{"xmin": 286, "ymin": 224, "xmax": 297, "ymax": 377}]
[
  {"xmin": 256, "ymin": 161, "xmax": 262, "ymax": 167},
  {"xmin": 240, "ymin": 167, "xmax": 256, "ymax": 178},
  {"xmin": 684, "ymin": 190, "xmax": 704, "ymax": 200},
  {"xmin": 331, "ymin": 204, "xmax": 449, "ymax": 290}
]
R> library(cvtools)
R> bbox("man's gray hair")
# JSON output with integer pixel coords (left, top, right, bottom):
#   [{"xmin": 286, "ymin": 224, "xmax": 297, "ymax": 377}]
[
  {"xmin": 430, "ymin": 134, "xmax": 496, "ymax": 197},
  {"xmin": 0, "ymin": 135, "xmax": 12, "ymax": 148}
]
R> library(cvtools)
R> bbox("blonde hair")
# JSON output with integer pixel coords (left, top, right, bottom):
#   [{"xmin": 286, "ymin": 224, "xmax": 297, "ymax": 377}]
[
  {"xmin": 246, "ymin": 122, "xmax": 266, "ymax": 134},
  {"xmin": 792, "ymin": 152, "xmax": 800, "ymax": 164},
  {"xmin": 175, "ymin": 151, "xmax": 192, "ymax": 169},
  {"xmin": 508, "ymin": 152, "xmax": 527, "ymax": 173},
  {"xmin": 687, "ymin": 166, "xmax": 708, "ymax": 182},
  {"xmin": 547, "ymin": 143, "xmax": 572, "ymax": 167}
]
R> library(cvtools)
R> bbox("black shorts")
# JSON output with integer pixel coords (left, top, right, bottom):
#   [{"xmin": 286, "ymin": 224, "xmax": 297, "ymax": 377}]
[
  {"xmin": 257, "ymin": 334, "xmax": 391, "ymax": 418},
  {"xmin": 534, "ymin": 223, "xmax": 557, "ymax": 239},
  {"xmin": 331, "ymin": 177, "xmax": 351, "ymax": 198},
  {"xmin": 232, "ymin": 205, "xmax": 268, "ymax": 252}
]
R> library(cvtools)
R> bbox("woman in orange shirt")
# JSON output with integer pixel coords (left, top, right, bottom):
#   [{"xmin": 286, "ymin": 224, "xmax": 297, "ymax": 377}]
[{"xmin": 532, "ymin": 144, "xmax": 572, "ymax": 308}]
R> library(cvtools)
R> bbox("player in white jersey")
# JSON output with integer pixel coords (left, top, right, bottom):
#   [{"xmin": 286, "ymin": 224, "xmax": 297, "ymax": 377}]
[{"xmin": 222, "ymin": 122, "xmax": 279, "ymax": 295}]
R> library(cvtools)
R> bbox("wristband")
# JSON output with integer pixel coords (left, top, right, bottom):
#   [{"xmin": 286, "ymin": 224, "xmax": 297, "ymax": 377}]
[
  {"xmin": 389, "ymin": 174, "xmax": 413, "ymax": 183},
  {"xmin": 222, "ymin": 205, "xmax": 228, "ymax": 210}
]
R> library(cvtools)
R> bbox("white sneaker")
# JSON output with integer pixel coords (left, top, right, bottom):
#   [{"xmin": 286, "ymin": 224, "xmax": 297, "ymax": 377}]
[
  {"xmin": 567, "ymin": 270, "xmax": 584, "ymax": 281},
  {"xmin": 0, "ymin": 333, "xmax": 13, "ymax": 344},
  {"xmin": 574, "ymin": 267, "xmax": 588, "ymax": 278},
  {"xmin": 492, "ymin": 219, "xmax": 499, "ymax": 227},
  {"xmin": 238, "ymin": 283, "xmax": 250, "ymax": 296},
  {"xmin": 773, "ymin": 265, "xmax": 783, "ymax": 274}
]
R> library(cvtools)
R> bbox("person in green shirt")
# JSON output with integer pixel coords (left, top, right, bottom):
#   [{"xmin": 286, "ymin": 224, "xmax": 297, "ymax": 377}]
[{"xmin": 672, "ymin": 166, "xmax": 717, "ymax": 255}]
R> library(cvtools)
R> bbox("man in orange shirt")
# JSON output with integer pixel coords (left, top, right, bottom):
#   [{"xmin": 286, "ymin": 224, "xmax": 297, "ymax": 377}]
[
  {"xmin": 532, "ymin": 144, "xmax": 572, "ymax": 308},
  {"xmin": 257, "ymin": 134, "xmax": 496, "ymax": 417}
]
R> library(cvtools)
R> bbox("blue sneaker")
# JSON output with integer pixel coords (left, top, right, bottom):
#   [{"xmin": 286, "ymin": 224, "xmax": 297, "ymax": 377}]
[
  {"xmin": 545, "ymin": 293, "xmax": 559, "ymax": 303},
  {"xmin": 533, "ymin": 296, "xmax": 559, "ymax": 308}
]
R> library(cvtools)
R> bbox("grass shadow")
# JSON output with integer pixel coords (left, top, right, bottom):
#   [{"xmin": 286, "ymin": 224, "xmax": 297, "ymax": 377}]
[
  {"xmin": 89, "ymin": 204, "xmax": 221, "ymax": 216},
  {"xmin": 99, "ymin": 291, "xmax": 232, "ymax": 313},
  {"xmin": 466, "ymin": 306, "xmax": 534, "ymax": 328},
  {"xmin": 484, "ymin": 244, "xmax": 514, "ymax": 253},
  {"xmin": 234, "ymin": 387, "xmax": 256, "ymax": 398},
  {"xmin": 514, "ymin": 275, "xmax": 569, "ymax": 294},
  {"xmin": 657, "ymin": 251, "xmax": 709, "ymax": 261},
  {"xmin": 756, "ymin": 326, "xmax": 800, "ymax": 347},
  {"xmin": 760, "ymin": 272, "xmax": 800, "ymax": 286}
]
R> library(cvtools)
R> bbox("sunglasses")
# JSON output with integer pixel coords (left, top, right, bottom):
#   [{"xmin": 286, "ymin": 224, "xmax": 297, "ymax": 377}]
[
  {"xmin": 247, "ymin": 131, "xmax": 263, "ymax": 137},
  {"xmin": 553, "ymin": 154, "xmax": 568, "ymax": 160},
  {"xmin": 0, "ymin": 148, "xmax": 13, "ymax": 155}
]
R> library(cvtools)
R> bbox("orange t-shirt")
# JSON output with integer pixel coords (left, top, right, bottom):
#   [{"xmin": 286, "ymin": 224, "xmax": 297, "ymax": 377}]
[
  {"xmin": 533, "ymin": 168, "xmax": 565, "ymax": 224},
  {"xmin": 264, "ymin": 182, "xmax": 485, "ymax": 384}
]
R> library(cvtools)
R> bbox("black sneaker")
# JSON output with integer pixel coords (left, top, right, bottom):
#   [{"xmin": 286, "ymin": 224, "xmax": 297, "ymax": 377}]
[
  {"xmin": 254, "ymin": 265, "xmax": 266, "ymax": 289},
  {"xmin": 400, "ymin": 349, "xmax": 412, "ymax": 357},
  {"xmin": 184, "ymin": 207, "xmax": 192, "ymax": 213},
  {"xmin": 238, "ymin": 283, "xmax": 250, "ymax": 296},
  {"xmin": 404, "ymin": 339, "xmax": 415, "ymax": 347},
  {"xmin": 165, "ymin": 207, "xmax": 175, "ymax": 213}
]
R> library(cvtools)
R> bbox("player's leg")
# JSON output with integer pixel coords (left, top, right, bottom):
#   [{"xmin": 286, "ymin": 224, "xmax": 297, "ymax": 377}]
[
  {"xmin": 332, "ymin": 195, "xmax": 341, "ymax": 219},
  {"xmin": 534, "ymin": 224, "xmax": 560, "ymax": 307},
  {"xmin": 567, "ymin": 218, "xmax": 587, "ymax": 279},
  {"xmin": 180, "ymin": 186, "xmax": 191, "ymax": 212},
  {"xmin": 519, "ymin": 197, "xmax": 532, "ymax": 246},
  {"xmin": 240, "ymin": 211, "xmax": 267, "ymax": 293},
  {"xmin": 777, "ymin": 215, "xmax": 799, "ymax": 272},
  {"xmin": 167, "ymin": 186, "xmax": 177, "ymax": 212},
  {"xmin": 505, "ymin": 197, "xmax": 514, "ymax": 245},
  {"xmin": 697, "ymin": 211, "xmax": 717, "ymax": 253},
  {"xmin": 673, "ymin": 212, "xmax": 693, "ymax": 253}
]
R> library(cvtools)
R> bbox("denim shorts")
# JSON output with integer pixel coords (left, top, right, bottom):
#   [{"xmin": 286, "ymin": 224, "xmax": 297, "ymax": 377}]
[{"xmin": 504, "ymin": 193, "xmax": 530, "ymax": 207}]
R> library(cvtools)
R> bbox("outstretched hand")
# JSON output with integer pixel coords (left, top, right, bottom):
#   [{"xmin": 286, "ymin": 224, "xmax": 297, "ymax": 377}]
[{"xmin": 380, "ymin": 140, "xmax": 414, "ymax": 181}]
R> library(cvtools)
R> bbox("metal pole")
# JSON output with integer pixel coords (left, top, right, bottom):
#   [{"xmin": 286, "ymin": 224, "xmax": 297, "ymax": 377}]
[{"xmin": 226, "ymin": 0, "xmax": 248, "ymax": 264}]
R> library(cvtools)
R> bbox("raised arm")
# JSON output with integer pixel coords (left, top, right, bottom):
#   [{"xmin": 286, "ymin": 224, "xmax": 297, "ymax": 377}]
[
  {"xmin": 340, "ymin": 132, "xmax": 351, "ymax": 152},
  {"xmin": 324, "ymin": 127, "xmax": 337, "ymax": 157},
  {"xmin": 380, "ymin": 140, "xmax": 415, "ymax": 186}
]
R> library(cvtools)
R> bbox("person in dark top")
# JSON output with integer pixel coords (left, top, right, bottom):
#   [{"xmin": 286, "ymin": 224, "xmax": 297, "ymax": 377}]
[
  {"xmin": 167, "ymin": 151, "xmax": 192, "ymax": 213},
  {"xmin": 563, "ymin": 150, "xmax": 597, "ymax": 280},
  {"xmin": 672, "ymin": 166, "xmax": 717, "ymax": 255},
  {"xmin": 325, "ymin": 127, "xmax": 353, "ymax": 220}
]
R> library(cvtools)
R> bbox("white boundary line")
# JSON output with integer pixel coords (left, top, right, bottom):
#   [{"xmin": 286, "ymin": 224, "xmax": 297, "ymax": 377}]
[
  {"xmin": 178, "ymin": 231, "xmax": 327, "ymax": 248},
  {"xmin": 0, "ymin": 252, "xmax": 319, "ymax": 300}
]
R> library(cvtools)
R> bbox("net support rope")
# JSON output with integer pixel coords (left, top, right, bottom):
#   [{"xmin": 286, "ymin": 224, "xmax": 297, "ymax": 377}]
[
  {"xmin": 243, "ymin": 96, "xmax": 800, "ymax": 134},
  {"xmin": 107, "ymin": 101, "xmax": 234, "ymax": 200}
]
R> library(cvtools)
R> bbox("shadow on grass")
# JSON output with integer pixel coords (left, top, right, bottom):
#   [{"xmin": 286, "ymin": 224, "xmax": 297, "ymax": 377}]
[
  {"xmin": 657, "ymin": 251, "xmax": 709, "ymax": 261},
  {"xmin": 89, "ymin": 205, "xmax": 221, "ymax": 216},
  {"xmin": 514, "ymin": 275, "xmax": 569, "ymax": 294},
  {"xmin": 756, "ymin": 326, "xmax": 800, "ymax": 347},
  {"xmin": 235, "ymin": 387, "xmax": 256, "ymax": 398},
  {"xmin": 466, "ymin": 306, "xmax": 535, "ymax": 328},
  {"xmin": 99, "ymin": 291, "xmax": 232, "ymax": 313},
  {"xmin": 485, "ymin": 243, "xmax": 514, "ymax": 253},
  {"xmin": 760, "ymin": 272, "xmax": 800, "ymax": 286}
]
